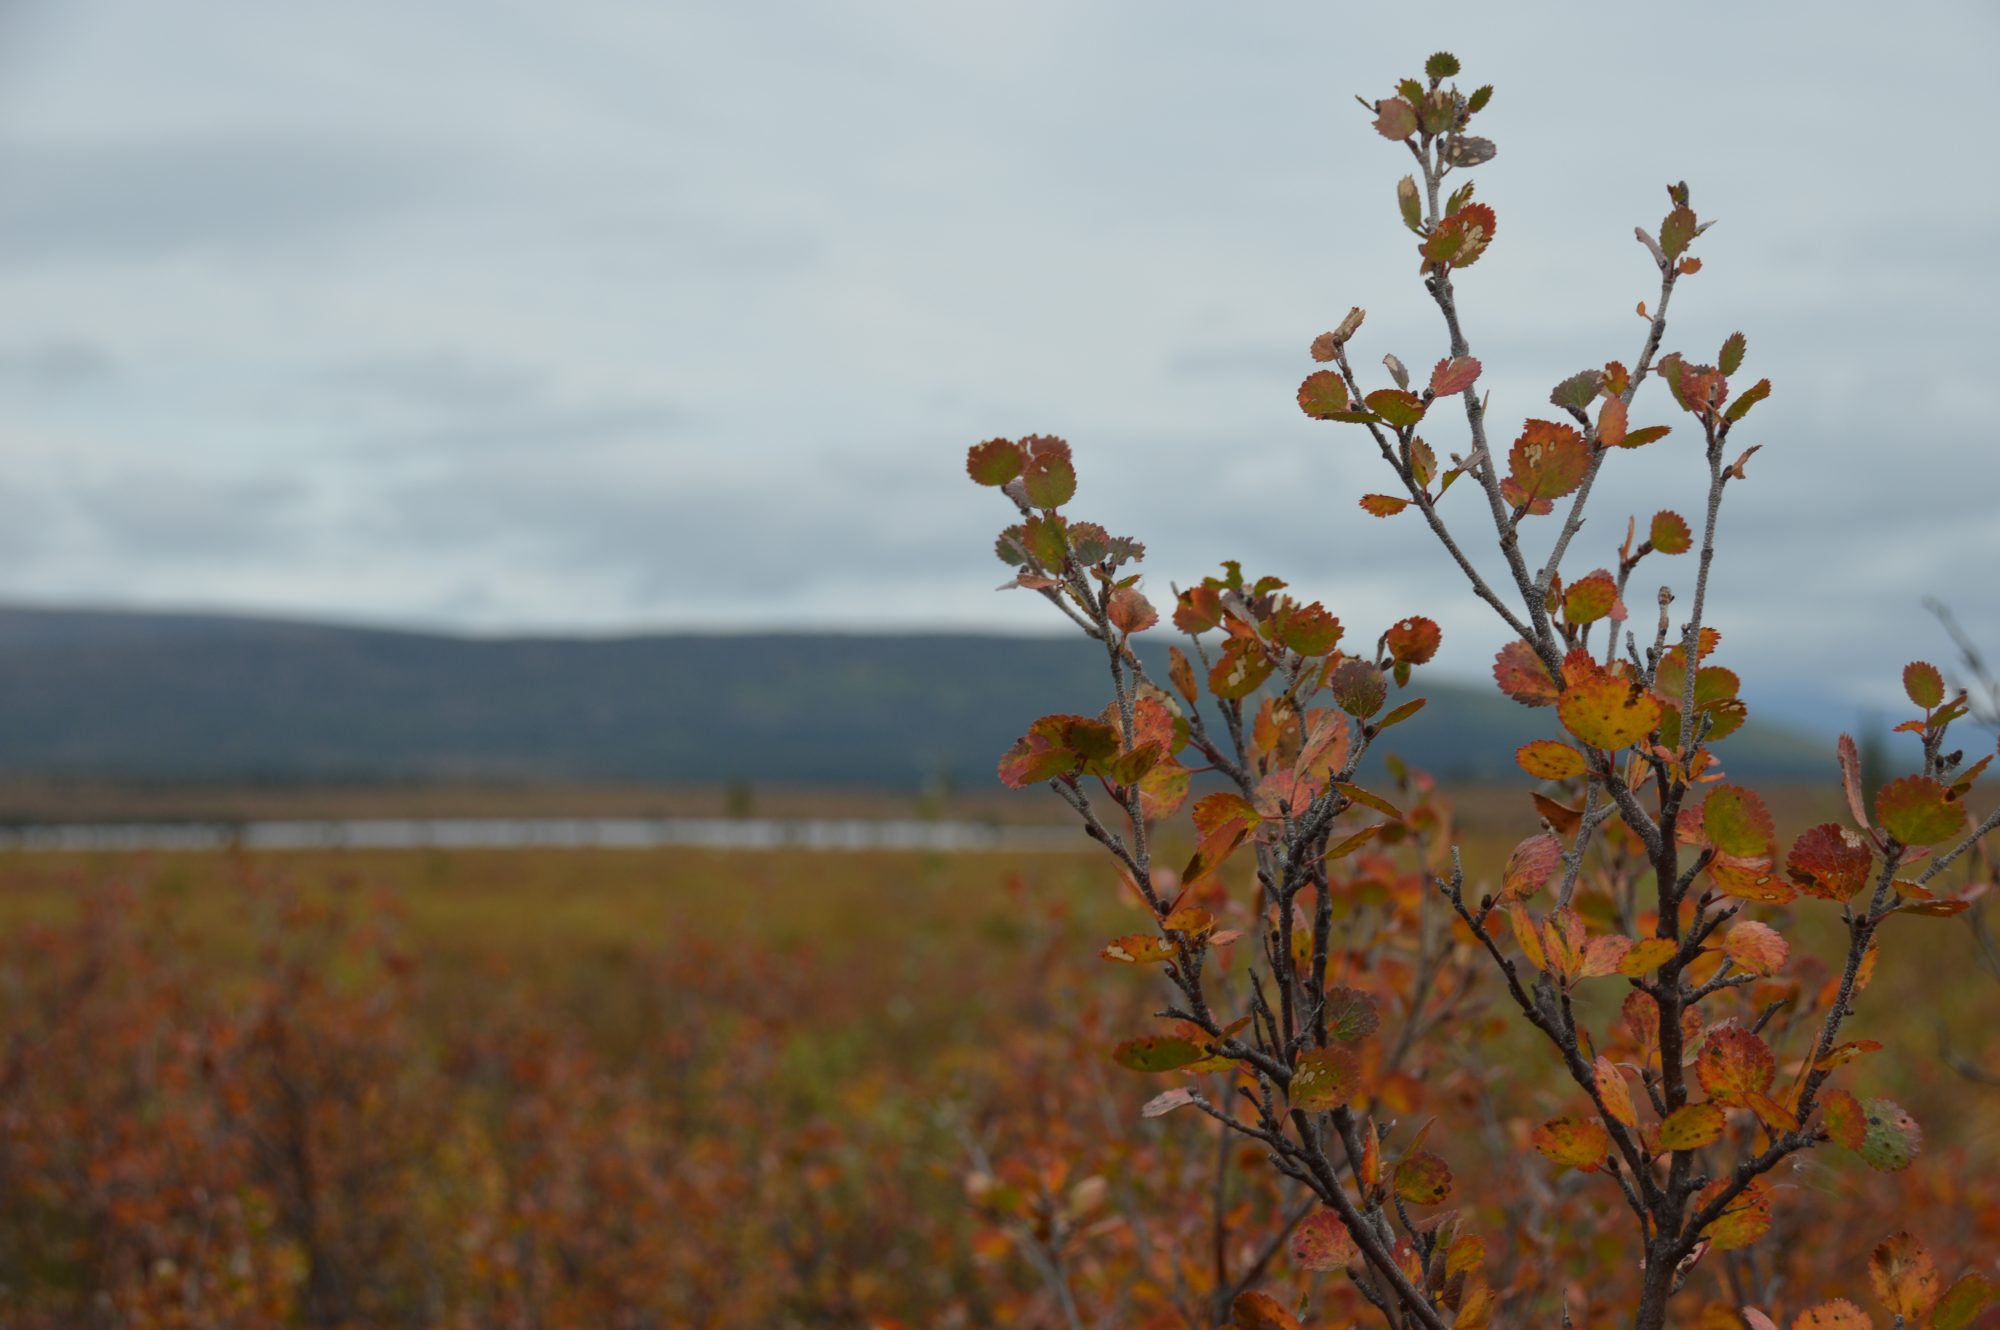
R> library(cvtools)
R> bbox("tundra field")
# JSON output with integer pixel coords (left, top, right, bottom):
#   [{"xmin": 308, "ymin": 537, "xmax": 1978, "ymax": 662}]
[{"xmin": 0, "ymin": 780, "xmax": 1991, "ymax": 1329}]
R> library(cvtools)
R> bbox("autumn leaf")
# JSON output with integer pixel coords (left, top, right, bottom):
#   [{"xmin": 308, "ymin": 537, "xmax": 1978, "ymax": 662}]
[
  {"xmin": 1657, "ymin": 1103, "xmax": 1726, "ymax": 1151},
  {"xmin": 1869, "ymin": 1232, "xmax": 1941, "ymax": 1321},
  {"xmin": 1359, "ymin": 493, "xmax": 1409, "ymax": 517},
  {"xmin": 1532, "ymin": 1116, "xmax": 1611, "ymax": 1172},
  {"xmin": 1297, "ymin": 370, "xmax": 1352, "ymax": 419},
  {"xmin": 1507, "ymin": 419, "xmax": 1589, "ymax": 504},
  {"xmin": 1429, "ymin": 355, "xmax": 1481, "ymax": 396},
  {"xmin": 1696, "ymin": 1027, "xmax": 1774, "ymax": 1107},
  {"xmin": 1595, "ymin": 1056, "xmax": 1637, "ymax": 1128},
  {"xmin": 1855, "ymin": 1098, "xmax": 1922, "ymax": 1171},
  {"xmin": 1393, "ymin": 1150, "xmax": 1452, "ymax": 1205},
  {"xmin": 1494, "ymin": 640, "xmax": 1560, "ymax": 707},
  {"xmin": 1650, "ymin": 510, "xmax": 1692, "ymax": 554},
  {"xmin": 1385, "ymin": 615, "xmax": 1442, "ymax": 665},
  {"xmin": 1559, "ymin": 665, "xmax": 1662, "ymax": 751},
  {"xmin": 1703, "ymin": 785, "xmax": 1775, "ymax": 857},
  {"xmin": 1722, "ymin": 921, "xmax": 1788, "ymax": 976},
  {"xmin": 1112, "ymin": 1036, "xmax": 1208, "ymax": 1073},
  {"xmin": 1106, "ymin": 586, "xmax": 1157, "ymax": 634},
  {"xmin": 1903, "ymin": 661, "xmax": 1944, "ymax": 710},
  {"xmin": 1792, "ymin": 1301, "xmax": 1873, "ymax": 1330},
  {"xmin": 1516, "ymin": 740, "xmax": 1585, "ymax": 781},
  {"xmin": 1422, "ymin": 202, "xmax": 1498, "ymax": 269},
  {"xmin": 1022, "ymin": 445, "xmax": 1076, "ymax": 508},
  {"xmin": 1561, "ymin": 570, "xmax": 1619, "ymax": 626},
  {"xmin": 966, "ymin": 438, "xmax": 1023, "ymax": 485},
  {"xmin": 1876, "ymin": 775, "xmax": 1966, "ymax": 846},
  {"xmin": 1500, "ymin": 832, "xmax": 1563, "ymax": 902},
  {"xmin": 1786, "ymin": 823, "xmax": 1874, "ymax": 900},
  {"xmin": 1289, "ymin": 1046, "xmax": 1357, "ymax": 1111},
  {"xmin": 1697, "ymin": 1177, "xmax": 1773, "ymax": 1252},
  {"xmin": 1288, "ymin": 1210, "xmax": 1358, "ymax": 1272}
]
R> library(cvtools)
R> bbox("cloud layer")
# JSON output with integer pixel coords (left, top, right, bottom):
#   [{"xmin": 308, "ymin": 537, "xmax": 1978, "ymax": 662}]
[{"xmin": 0, "ymin": 1, "xmax": 1995, "ymax": 727}]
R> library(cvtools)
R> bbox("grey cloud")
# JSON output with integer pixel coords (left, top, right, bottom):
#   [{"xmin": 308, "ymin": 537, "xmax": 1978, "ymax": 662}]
[
  {"xmin": 65, "ymin": 469, "xmax": 309, "ymax": 559},
  {"xmin": 0, "ymin": 130, "xmax": 451, "ymax": 264},
  {"xmin": 0, "ymin": 338, "xmax": 117, "ymax": 388}
]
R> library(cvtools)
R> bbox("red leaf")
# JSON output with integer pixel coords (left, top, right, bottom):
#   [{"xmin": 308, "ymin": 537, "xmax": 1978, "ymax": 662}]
[
  {"xmin": 1429, "ymin": 355, "xmax": 1482, "ymax": 397},
  {"xmin": 1507, "ymin": 419, "xmax": 1590, "ymax": 504},
  {"xmin": 1494, "ymin": 639, "xmax": 1560, "ymax": 707}
]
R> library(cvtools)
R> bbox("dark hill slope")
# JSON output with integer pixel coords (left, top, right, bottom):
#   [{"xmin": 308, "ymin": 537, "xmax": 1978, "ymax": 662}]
[{"xmin": 0, "ymin": 607, "xmax": 1828, "ymax": 788}]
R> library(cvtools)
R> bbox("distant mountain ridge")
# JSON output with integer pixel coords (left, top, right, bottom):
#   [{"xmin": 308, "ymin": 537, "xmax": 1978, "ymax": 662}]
[{"xmin": 0, "ymin": 606, "xmax": 1831, "ymax": 789}]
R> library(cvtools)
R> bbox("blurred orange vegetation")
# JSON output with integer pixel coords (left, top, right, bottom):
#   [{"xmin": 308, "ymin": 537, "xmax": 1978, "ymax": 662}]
[{"xmin": 0, "ymin": 827, "xmax": 1990, "ymax": 1329}]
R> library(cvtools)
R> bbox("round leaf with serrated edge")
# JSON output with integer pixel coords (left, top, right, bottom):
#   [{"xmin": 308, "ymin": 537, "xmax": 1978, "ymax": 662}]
[
  {"xmin": 1366, "ymin": 389, "xmax": 1426, "ymax": 429},
  {"xmin": 1657, "ymin": 1102, "xmax": 1726, "ymax": 1151},
  {"xmin": 1549, "ymin": 369, "xmax": 1603, "ymax": 412},
  {"xmin": 1323, "ymin": 987, "xmax": 1381, "ymax": 1042},
  {"xmin": 1494, "ymin": 640, "xmax": 1559, "ymax": 707},
  {"xmin": 1876, "ymin": 776, "xmax": 1966, "ymax": 846},
  {"xmin": 1723, "ymin": 921, "xmax": 1788, "ymax": 975},
  {"xmin": 1372, "ymin": 97, "xmax": 1418, "ymax": 140},
  {"xmin": 1618, "ymin": 938, "xmax": 1677, "ymax": 977},
  {"xmin": 967, "ymin": 438, "xmax": 1023, "ymax": 485},
  {"xmin": 1422, "ymin": 202, "xmax": 1496, "ymax": 269},
  {"xmin": 1112, "ymin": 1036, "xmax": 1207, "ymax": 1073},
  {"xmin": 1532, "ymin": 1116, "xmax": 1610, "ymax": 1172},
  {"xmin": 1563, "ymin": 570, "xmax": 1618, "ymax": 624},
  {"xmin": 1232, "ymin": 1291, "xmax": 1303, "ymax": 1330},
  {"xmin": 1857, "ymin": 1098, "xmax": 1921, "ymax": 1170},
  {"xmin": 1559, "ymin": 669, "xmax": 1662, "ymax": 751},
  {"xmin": 1793, "ymin": 1301, "xmax": 1871, "ymax": 1330},
  {"xmin": 1650, "ymin": 510, "xmax": 1692, "ymax": 554},
  {"xmin": 1787, "ymin": 823, "xmax": 1873, "ymax": 899},
  {"xmin": 1289, "ymin": 1046, "xmax": 1357, "ymax": 1111},
  {"xmin": 1288, "ymin": 1210, "xmax": 1359, "ymax": 1272},
  {"xmin": 1870, "ymin": 1232, "xmax": 1940, "ymax": 1321},
  {"xmin": 1022, "ymin": 450, "xmax": 1076, "ymax": 508},
  {"xmin": 1507, "ymin": 420, "xmax": 1589, "ymax": 503},
  {"xmin": 1704, "ymin": 785, "xmax": 1775, "ymax": 857},
  {"xmin": 1516, "ymin": 740, "xmax": 1585, "ymax": 781},
  {"xmin": 1394, "ymin": 1150, "xmax": 1452, "ymax": 1206},
  {"xmin": 1331, "ymin": 658, "xmax": 1386, "ymax": 718},
  {"xmin": 1696, "ymin": 1027, "xmax": 1774, "ymax": 1106},
  {"xmin": 1698, "ymin": 1178, "xmax": 1772, "ymax": 1252},
  {"xmin": 1297, "ymin": 370, "xmax": 1351, "ymax": 419},
  {"xmin": 1385, "ymin": 615, "xmax": 1441, "ymax": 664},
  {"xmin": 1903, "ymin": 661, "xmax": 1944, "ymax": 710}
]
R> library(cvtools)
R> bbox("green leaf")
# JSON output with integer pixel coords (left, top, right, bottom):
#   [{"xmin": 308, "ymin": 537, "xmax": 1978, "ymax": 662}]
[
  {"xmin": 1875, "ymin": 775, "xmax": 1966, "ymax": 846},
  {"xmin": 1704, "ymin": 785, "xmax": 1775, "ymax": 857},
  {"xmin": 1365, "ymin": 389, "xmax": 1426, "ymax": 429},
  {"xmin": 1393, "ymin": 1149, "xmax": 1452, "ymax": 1206},
  {"xmin": 1424, "ymin": 51, "xmax": 1460, "ymax": 79},
  {"xmin": 1112, "ymin": 1035, "xmax": 1208, "ymax": 1073},
  {"xmin": 1718, "ymin": 332, "xmax": 1747, "ymax": 376},
  {"xmin": 1724, "ymin": 378, "xmax": 1770, "ymax": 424},
  {"xmin": 1548, "ymin": 370, "xmax": 1603, "ymax": 413},
  {"xmin": 1855, "ymin": 1098, "xmax": 1922, "ymax": 1171},
  {"xmin": 1660, "ymin": 205, "xmax": 1697, "ymax": 260},
  {"xmin": 1903, "ymin": 660, "xmax": 1944, "ymax": 710},
  {"xmin": 1289, "ymin": 1046, "xmax": 1356, "ymax": 1110},
  {"xmin": 1022, "ymin": 450, "xmax": 1076, "ymax": 509},
  {"xmin": 1465, "ymin": 84, "xmax": 1493, "ymax": 114}
]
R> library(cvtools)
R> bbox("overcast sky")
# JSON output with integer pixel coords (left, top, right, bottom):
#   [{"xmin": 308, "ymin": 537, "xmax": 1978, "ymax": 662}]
[{"xmin": 0, "ymin": 1, "xmax": 1994, "ymax": 723}]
